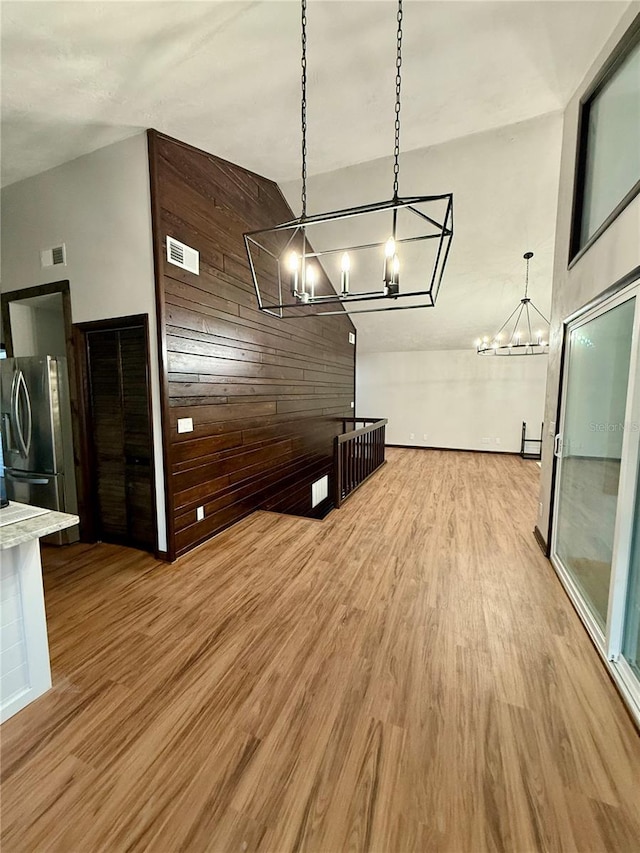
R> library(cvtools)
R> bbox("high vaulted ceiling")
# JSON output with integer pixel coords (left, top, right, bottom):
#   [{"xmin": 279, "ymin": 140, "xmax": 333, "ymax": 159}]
[
  {"xmin": 1, "ymin": 1, "xmax": 632, "ymax": 351},
  {"xmin": 0, "ymin": 1, "xmax": 630, "ymax": 187}
]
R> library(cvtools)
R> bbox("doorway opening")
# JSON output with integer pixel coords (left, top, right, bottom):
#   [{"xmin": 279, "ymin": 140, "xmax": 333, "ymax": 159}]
[{"xmin": 0, "ymin": 281, "xmax": 80, "ymax": 543}]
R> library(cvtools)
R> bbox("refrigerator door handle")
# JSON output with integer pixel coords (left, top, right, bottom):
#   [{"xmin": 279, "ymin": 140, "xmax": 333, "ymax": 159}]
[
  {"xmin": 18, "ymin": 370, "xmax": 33, "ymax": 456},
  {"xmin": 5, "ymin": 471, "xmax": 50, "ymax": 485},
  {"xmin": 13, "ymin": 370, "xmax": 32, "ymax": 459},
  {"xmin": 11, "ymin": 369, "xmax": 26, "ymax": 457}
]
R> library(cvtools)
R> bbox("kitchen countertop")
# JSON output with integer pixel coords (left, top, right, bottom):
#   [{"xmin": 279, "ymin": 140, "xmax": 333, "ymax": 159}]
[{"xmin": 0, "ymin": 509, "xmax": 80, "ymax": 550}]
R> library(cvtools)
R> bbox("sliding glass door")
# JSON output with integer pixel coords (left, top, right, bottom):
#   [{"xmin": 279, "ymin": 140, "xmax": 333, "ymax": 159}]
[{"xmin": 552, "ymin": 278, "xmax": 640, "ymax": 723}]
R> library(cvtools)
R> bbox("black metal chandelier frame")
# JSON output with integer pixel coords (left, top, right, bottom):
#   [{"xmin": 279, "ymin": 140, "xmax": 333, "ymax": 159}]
[
  {"xmin": 476, "ymin": 252, "xmax": 550, "ymax": 357},
  {"xmin": 244, "ymin": 0, "xmax": 454, "ymax": 318},
  {"xmin": 244, "ymin": 194, "xmax": 453, "ymax": 317}
]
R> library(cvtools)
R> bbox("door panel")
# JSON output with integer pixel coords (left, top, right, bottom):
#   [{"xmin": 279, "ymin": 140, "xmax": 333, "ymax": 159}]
[
  {"xmin": 622, "ymin": 455, "xmax": 640, "ymax": 678},
  {"xmin": 553, "ymin": 297, "xmax": 636, "ymax": 630},
  {"xmin": 5, "ymin": 469, "xmax": 65, "ymax": 510},
  {"xmin": 85, "ymin": 322, "xmax": 154, "ymax": 551},
  {"xmin": 551, "ymin": 280, "xmax": 640, "ymax": 725}
]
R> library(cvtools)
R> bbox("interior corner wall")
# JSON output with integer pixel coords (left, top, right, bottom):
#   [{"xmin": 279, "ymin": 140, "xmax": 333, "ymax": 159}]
[
  {"xmin": 357, "ymin": 350, "xmax": 547, "ymax": 453},
  {"xmin": 148, "ymin": 131, "xmax": 355, "ymax": 560},
  {"xmin": 538, "ymin": 5, "xmax": 640, "ymax": 546},
  {"xmin": 0, "ymin": 133, "xmax": 167, "ymax": 552}
]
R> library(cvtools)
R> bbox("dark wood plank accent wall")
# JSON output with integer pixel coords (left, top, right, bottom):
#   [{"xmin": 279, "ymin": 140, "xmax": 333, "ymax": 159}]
[{"xmin": 148, "ymin": 130, "xmax": 356, "ymax": 560}]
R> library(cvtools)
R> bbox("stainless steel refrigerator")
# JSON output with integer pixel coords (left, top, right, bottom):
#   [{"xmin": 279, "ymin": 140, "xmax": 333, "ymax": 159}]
[{"xmin": 0, "ymin": 356, "xmax": 79, "ymax": 544}]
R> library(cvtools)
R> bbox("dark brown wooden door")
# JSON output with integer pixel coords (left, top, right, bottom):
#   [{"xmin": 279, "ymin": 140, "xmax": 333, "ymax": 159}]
[{"xmin": 85, "ymin": 321, "xmax": 155, "ymax": 551}]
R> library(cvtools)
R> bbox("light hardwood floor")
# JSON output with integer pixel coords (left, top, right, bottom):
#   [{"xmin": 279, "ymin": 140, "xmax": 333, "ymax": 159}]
[{"xmin": 1, "ymin": 449, "xmax": 639, "ymax": 852}]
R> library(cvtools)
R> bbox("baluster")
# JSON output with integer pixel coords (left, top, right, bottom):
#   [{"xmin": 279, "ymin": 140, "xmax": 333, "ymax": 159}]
[{"xmin": 345, "ymin": 439, "xmax": 349, "ymax": 496}]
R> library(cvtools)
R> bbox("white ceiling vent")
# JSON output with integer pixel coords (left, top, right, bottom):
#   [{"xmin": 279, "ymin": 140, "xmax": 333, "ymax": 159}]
[
  {"xmin": 311, "ymin": 475, "xmax": 329, "ymax": 508},
  {"xmin": 40, "ymin": 244, "xmax": 66, "ymax": 268},
  {"xmin": 167, "ymin": 236, "xmax": 199, "ymax": 275}
]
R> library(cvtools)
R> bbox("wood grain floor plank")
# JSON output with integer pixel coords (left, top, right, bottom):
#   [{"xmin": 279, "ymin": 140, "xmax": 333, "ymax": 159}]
[{"xmin": 1, "ymin": 449, "xmax": 639, "ymax": 852}]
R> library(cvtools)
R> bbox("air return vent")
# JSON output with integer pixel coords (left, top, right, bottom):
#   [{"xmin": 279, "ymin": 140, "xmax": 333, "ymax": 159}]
[
  {"xmin": 166, "ymin": 236, "xmax": 199, "ymax": 275},
  {"xmin": 40, "ymin": 244, "xmax": 66, "ymax": 268},
  {"xmin": 311, "ymin": 475, "xmax": 329, "ymax": 508}
]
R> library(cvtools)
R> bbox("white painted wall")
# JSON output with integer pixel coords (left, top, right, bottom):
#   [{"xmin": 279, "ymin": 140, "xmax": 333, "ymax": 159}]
[
  {"xmin": 8, "ymin": 300, "xmax": 66, "ymax": 357},
  {"xmin": 7, "ymin": 302, "xmax": 38, "ymax": 356},
  {"xmin": 0, "ymin": 133, "xmax": 167, "ymax": 551},
  {"xmin": 538, "ymin": 4, "xmax": 640, "ymax": 543},
  {"xmin": 357, "ymin": 350, "xmax": 547, "ymax": 453}
]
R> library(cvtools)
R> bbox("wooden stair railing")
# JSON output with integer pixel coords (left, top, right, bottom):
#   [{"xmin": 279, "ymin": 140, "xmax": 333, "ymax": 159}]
[{"xmin": 334, "ymin": 418, "xmax": 388, "ymax": 507}]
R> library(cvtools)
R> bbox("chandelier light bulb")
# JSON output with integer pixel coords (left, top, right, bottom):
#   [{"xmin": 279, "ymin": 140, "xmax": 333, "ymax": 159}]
[
  {"xmin": 305, "ymin": 263, "xmax": 317, "ymax": 298},
  {"xmin": 288, "ymin": 251, "xmax": 300, "ymax": 295},
  {"xmin": 341, "ymin": 252, "xmax": 350, "ymax": 295},
  {"xmin": 383, "ymin": 237, "xmax": 396, "ymax": 289}
]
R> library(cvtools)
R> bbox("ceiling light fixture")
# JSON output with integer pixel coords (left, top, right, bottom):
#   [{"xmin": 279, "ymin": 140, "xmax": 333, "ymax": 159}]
[
  {"xmin": 244, "ymin": 0, "xmax": 454, "ymax": 318},
  {"xmin": 476, "ymin": 252, "xmax": 550, "ymax": 356}
]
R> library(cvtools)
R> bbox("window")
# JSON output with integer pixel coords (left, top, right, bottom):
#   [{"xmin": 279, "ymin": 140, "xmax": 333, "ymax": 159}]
[{"xmin": 571, "ymin": 24, "xmax": 640, "ymax": 261}]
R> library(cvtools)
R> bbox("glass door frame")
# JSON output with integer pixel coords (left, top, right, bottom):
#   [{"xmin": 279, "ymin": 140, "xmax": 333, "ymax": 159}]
[{"xmin": 551, "ymin": 274, "xmax": 640, "ymax": 724}]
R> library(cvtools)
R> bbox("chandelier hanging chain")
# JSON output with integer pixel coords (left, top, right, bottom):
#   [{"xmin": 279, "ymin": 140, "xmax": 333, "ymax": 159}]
[
  {"xmin": 524, "ymin": 252, "xmax": 530, "ymax": 298},
  {"xmin": 392, "ymin": 0, "xmax": 404, "ymax": 200},
  {"xmin": 300, "ymin": 0, "xmax": 308, "ymax": 219},
  {"xmin": 243, "ymin": 0, "xmax": 454, "ymax": 317}
]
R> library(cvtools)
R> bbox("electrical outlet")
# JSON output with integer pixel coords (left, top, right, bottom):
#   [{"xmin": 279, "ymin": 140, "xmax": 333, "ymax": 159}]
[
  {"xmin": 177, "ymin": 417, "xmax": 193, "ymax": 433},
  {"xmin": 409, "ymin": 433, "xmax": 415, "ymax": 440},
  {"xmin": 196, "ymin": 506, "xmax": 205, "ymax": 521},
  {"xmin": 348, "ymin": 332, "xmax": 356, "ymax": 345}
]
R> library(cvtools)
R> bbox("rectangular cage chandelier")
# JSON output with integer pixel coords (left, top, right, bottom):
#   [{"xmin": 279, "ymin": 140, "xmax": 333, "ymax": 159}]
[
  {"xmin": 244, "ymin": 194, "xmax": 453, "ymax": 318},
  {"xmin": 244, "ymin": 0, "xmax": 454, "ymax": 318}
]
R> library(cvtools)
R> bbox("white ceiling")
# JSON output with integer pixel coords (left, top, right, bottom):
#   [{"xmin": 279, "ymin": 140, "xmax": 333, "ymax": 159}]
[
  {"xmin": 0, "ymin": 0, "xmax": 632, "ymax": 352},
  {"xmin": 281, "ymin": 110, "xmax": 563, "ymax": 351},
  {"xmin": 0, "ymin": 1, "xmax": 630, "ymax": 187}
]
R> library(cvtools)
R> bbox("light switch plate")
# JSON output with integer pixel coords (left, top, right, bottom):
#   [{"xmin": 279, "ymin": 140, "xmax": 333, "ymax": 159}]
[
  {"xmin": 177, "ymin": 417, "xmax": 193, "ymax": 434},
  {"xmin": 348, "ymin": 332, "xmax": 356, "ymax": 345},
  {"xmin": 350, "ymin": 401, "xmax": 354, "ymax": 409},
  {"xmin": 196, "ymin": 506, "xmax": 205, "ymax": 521}
]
